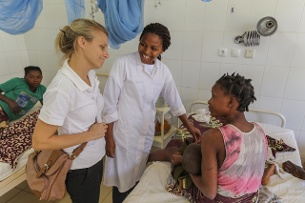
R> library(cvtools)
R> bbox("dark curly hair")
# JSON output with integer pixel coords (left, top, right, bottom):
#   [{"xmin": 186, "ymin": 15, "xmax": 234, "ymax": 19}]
[
  {"xmin": 24, "ymin": 66, "xmax": 42, "ymax": 75},
  {"xmin": 139, "ymin": 23, "xmax": 171, "ymax": 60},
  {"xmin": 216, "ymin": 73, "xmax": 256, "ymax": 112}
]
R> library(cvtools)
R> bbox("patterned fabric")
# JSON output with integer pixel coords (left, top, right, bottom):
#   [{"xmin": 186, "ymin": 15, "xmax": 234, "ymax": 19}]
[
  {"xmin": 190, "ymin": 187, "xmax": 258, "ymax": 203},
  {"xmin": 165, "ymin": 138, "xmax": 196, "ymax": 203},
  {"xmin": 0, "ymin": 106, "xmax": 9, "ymax": 128},
  {"xmin": 176, "ymin": 114, "xmax": 226, "ymax": 139},
  {"xmin": 0, "ymin": 110, "xmax": 39, "ymax": 168},
  {"xmin": 166, "ymin": 174, "xmax": 194, "ymax": 202},
  {"xmin": 266, "ymin": 135, "xmax": 295, "ymax": 158}
]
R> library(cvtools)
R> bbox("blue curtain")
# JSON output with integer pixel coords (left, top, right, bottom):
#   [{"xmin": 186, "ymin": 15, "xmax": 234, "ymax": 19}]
[
  {"xmin": 0, "ymin": 0, "xmax": 43, "ymax": 35},
  {"xmin": 65, "ymin": 0, "xmax": 85, "ymax": 24},
  {"xmin": 98, "ymin": 0, "xmax": 144, "ymax": 49}
]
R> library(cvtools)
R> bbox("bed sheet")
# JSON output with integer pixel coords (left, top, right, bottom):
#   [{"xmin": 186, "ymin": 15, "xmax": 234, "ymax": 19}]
[
  {"xmin": 124, "ymin": 123, "xmax": 305, "ymax": 203},
  {"xmin": 0, "ymin": 103, "xmax": 41, "ymax": 181},
  {"xmin": 0, "ymin": 148, "xmax": 34, "ymax": 181},
  {"xmin": 258, "ymin": 123, "xmax": 305, "ymax": 202}
]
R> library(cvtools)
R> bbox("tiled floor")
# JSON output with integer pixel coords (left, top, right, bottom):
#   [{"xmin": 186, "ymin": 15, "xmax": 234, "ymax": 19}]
[{"xmin": 0, "ymin": 180, "xmax": 112, "ymax": 203}]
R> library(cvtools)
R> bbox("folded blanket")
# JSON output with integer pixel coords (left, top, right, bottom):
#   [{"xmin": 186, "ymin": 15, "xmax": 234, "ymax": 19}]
[{"xmin": 266, "ymin": 135, "xmax": 295, "ymax": 158}]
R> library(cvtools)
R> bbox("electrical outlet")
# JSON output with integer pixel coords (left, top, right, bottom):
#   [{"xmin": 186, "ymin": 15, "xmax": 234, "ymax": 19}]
[
  {"xmin": 218, "ymin": 48, "xmax": 227, "ymax": 57},
  {"xmin": 245, "ymin": 49, "xmax": 256, "ymax": 58}
]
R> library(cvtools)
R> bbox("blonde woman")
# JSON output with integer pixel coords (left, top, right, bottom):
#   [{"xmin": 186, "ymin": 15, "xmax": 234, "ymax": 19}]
[{"xmin": 32, "ymin": 18, "xmax": 109, "ymax": 203}]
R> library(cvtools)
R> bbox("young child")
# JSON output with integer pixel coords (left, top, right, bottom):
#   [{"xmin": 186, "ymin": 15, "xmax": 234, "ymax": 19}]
[
  {"xmin": 0, "ymin": 66, "xmax": 46, "ymax": 127},
  {"xmin": 148, "ymin": 142, "xmax": 202, "ymax": 175}
]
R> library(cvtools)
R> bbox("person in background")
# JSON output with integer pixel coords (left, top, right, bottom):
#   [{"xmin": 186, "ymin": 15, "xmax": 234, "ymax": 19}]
[
  {"xmin": 102, "ymin": 22, "xmax": 201, "ymax": 203},
  {"xmin": 188, "ymin": 73, "xmax": 268, "ymax": 202},
  {"xmin": 0, "ymin": 66, "xmax": 46, "ymax": 127},
  {"xmin": 32, "ymin": 18, "xmax": 109, "ymax": 203}
]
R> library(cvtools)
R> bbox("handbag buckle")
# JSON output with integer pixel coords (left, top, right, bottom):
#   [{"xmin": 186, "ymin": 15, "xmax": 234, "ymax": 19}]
[{"xmin": 44, "ymin": 163, "xmax": 49, "ymax": 171}]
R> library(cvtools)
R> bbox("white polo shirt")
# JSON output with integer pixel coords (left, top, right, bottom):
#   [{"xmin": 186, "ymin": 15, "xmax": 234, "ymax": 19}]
[{"xmin": 39, "ymin": 60, "xmax": 106, "ymax": 170}]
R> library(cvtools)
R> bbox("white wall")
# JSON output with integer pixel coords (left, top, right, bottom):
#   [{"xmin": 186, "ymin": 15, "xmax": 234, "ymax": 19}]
[
  {"xmin": 0, "ymin": 31, "xmax": 29, "ymax": 82},
  {"xmin": 1, "ymin": 0, "xmax": 305, "ymax": 161},
  {"xmin": 108, "ymin": 0, "xmax": 305, "ymax": 161}
]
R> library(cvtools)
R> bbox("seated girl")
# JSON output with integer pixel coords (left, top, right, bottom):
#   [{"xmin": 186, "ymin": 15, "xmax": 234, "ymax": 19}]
[{"xmin": 149, "ymin": 73, "xmax": 268, "ymax": 203}]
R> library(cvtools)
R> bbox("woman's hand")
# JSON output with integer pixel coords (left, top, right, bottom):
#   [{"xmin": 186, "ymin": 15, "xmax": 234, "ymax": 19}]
[
  {"xmin": 178, "ymin": 114, "xmax": 201, "ymax": 143},
  {"xmin": 188, "ymin": 126, "xmax": 201, "ymax": 143},
  {"xmin": 88, "ymin": 122, "xmax": 108, "ymax": 139},
  {"xmin": 105, "ymin": 122, "xmax": 115, "ymax": 157},
  {"xmin": 105, "ymin": 135, "xmax": 115, "ymax": 157}
]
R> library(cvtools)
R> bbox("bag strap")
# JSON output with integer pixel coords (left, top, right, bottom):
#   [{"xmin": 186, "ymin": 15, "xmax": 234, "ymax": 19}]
[
  {"xmin": 69, "ymin": 142, "xmax": 87, "ymax": 160},
  {"xmin": 35, "ymin": 142, "xmax": 88, "ymax": 177}
]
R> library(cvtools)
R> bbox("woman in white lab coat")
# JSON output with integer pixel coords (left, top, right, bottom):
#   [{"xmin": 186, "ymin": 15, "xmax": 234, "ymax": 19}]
[{"xmin": 102, "ymin": 23, "xmax": 201, "ymax": 203}]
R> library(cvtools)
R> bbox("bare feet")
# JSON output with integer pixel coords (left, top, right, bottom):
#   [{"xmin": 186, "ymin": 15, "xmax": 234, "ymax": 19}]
[
  {"xmin": 261, "ymin": 164, "xmax": 276, "ymax": 185},
  {"xmin": 282, "ymin": 161, "xmax": 305, "ymax": 180}
]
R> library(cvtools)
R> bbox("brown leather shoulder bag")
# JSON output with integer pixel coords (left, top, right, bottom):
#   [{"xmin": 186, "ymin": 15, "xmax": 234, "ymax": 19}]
[{"xmin": 26, "ymin": 143, "xmax": 87, "ymax": 201}]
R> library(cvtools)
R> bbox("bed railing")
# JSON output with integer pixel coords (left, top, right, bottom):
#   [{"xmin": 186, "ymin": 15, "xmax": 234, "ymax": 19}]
[{"xmin": 188, "ymin": 100, "xmax": 286, "ymax": 128}]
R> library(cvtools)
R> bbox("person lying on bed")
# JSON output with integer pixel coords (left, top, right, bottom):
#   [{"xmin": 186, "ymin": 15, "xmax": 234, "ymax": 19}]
[
  {"xmin": 150, "ymin": 73, "xmax": 268, "ymax": 202},
  {"xmin": 0, "ymin": 66, "xmax": 46, "ymax": 127}
]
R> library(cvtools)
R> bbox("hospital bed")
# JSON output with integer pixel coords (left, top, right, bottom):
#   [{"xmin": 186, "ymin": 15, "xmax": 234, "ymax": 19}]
[
  {"xmin": 0, "ymin": 103, "xmax": 41, "ymax": 196},
  {"xmin": 124, "ymin": 101, "xmax": 305, "ymax": 203}
]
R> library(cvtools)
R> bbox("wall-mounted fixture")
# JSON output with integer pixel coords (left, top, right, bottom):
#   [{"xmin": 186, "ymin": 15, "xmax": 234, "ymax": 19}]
[
  {"xmin": 90, "ymin": 0, "xmax": 98, "ymax": 20},
  {"xmin": 234, "ymin": 16, "xmax": 278, "ymax": 47}
]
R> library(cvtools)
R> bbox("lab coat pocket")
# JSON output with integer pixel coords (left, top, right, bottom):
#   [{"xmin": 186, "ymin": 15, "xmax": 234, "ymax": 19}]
[{"xmin": 113, "ymin": 121, "xmax": 129, "ymax": 150}]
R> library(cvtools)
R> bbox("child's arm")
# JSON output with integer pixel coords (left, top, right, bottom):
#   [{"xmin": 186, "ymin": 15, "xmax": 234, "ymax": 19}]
[{"xmin": 190, "ymin": 129, "xmax": 223, "ymax": 200}]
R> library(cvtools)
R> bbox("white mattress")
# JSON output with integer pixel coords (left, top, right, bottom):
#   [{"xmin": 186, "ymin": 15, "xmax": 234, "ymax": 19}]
[
  {"xmin": 124, "ymin": 123, "xmax": 305, "ymax": 203},
  {"xmin": 0, "ymin": 103, "xmax": 41, "ymax": 181},
  {"xmin": 0, "ymin": 148, "xmax": 34, "ymax": 181}
]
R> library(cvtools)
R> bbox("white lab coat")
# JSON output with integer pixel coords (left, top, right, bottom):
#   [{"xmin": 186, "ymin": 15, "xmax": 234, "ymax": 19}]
[{"xmin": 103, "ymin": 52, "xmax": 186, "ymax": 192}]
